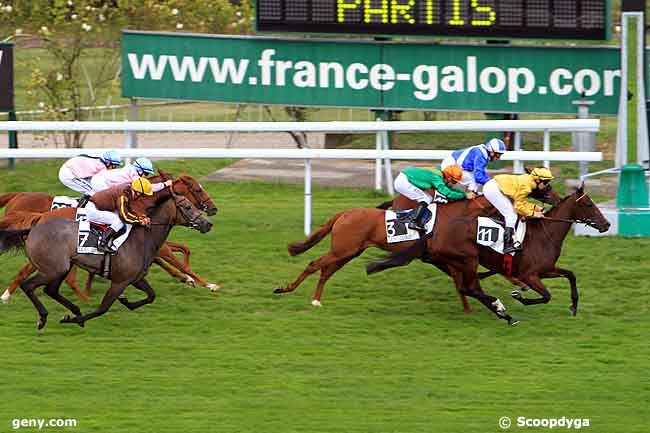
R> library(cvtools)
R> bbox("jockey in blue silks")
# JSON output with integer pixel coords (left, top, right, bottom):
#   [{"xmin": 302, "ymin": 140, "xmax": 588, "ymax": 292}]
[{"xmin": 440, "ymin": 138, "xmax": 507, "ymax": 197}]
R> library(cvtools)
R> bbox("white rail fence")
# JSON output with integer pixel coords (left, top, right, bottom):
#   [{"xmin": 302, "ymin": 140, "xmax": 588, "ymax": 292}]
[{"xmin": 0, "ymin": 120, "xmax": 602, "ymax": 234}]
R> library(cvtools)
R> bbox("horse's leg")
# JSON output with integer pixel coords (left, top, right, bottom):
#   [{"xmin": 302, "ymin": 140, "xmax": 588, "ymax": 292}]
[
  {"xmin": 311, "ymin": 253, "xmax": 362, "ymax": 306},
  {"xmin": 432, "ymin": 262, "xmax": 472, "ymax": 314},
  {"xmin": 63, "ymin": 266, "xmax": 90, "ymax": 303},
  {"xmin": 117, "ymin": 278, "xmax": 156, "ymax": 311},
  {"xmin": 511, "ymin": 274, "xmax": 552, "ymax": 307},
  {"xmin": 19, "ymin": 272, "xmax": 52, "ymax": 330},
  {"xmin": 61, "ymin": 282, "xmax": 128, "ymax": 326},
  {"xmin": 538, "ymin": 267, "xmax": 578, "ymax": 316},
  {"xmin": 478, "ymin": 269, "xmax": 530, "ymax": 291},
  {"xmin": 154, "ymin": 257, "xmax": 191, "ymax": 284},
  {"xmin": 159, "ymin": 252, "xmax": 216, "ymax": 290},
  {"xmin": 456, "ymin": 264, "xmax": 518, "ymax": 325},
  {"xmin": 43, "ymin": 274, "xmax": 83, "ymax": 318},
  {"xmin": 84, "ymin": 272, "xmax": 95, "ymax": 298},
  {"xmin": 3, "ymin": 261, "xmax": 37, "ymax": 303},
  {"xmin": 167, "ymin": 241, "xmax": 191, "ymax": 267},
  {"xmin": 274, "ymin": 252, "xmax": 343, "ymax": 295}
]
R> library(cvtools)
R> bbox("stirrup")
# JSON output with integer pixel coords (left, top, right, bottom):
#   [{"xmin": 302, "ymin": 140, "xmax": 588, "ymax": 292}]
[{"xmin": 408, "ymin": 221, "xmax": 425, "ymax": 231}]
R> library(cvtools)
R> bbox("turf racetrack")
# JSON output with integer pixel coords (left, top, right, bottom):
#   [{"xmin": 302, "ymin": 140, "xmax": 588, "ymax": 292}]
[{"xmin": 1, "ymin": 160, "xmax": 647, "ymax": 433}]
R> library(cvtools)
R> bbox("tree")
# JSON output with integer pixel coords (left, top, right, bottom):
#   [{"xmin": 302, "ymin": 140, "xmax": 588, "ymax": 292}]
[{"xmin": 2, "ymin": 0, "xmax": 252, "ymax": 147}]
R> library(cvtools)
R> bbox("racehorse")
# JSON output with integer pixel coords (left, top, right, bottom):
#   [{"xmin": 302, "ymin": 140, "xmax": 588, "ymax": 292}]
[
  {"xmin": 0, "ymin": 174, "xmax": 220, "ymax": 302},
  {"xmin": 366, "ymin": 185, "xmax": 610, "ymax": 323},
  {"xmin": 273, "ymin": 196, "xmax": 500, "ymax": 308},
  {"xmin": 0, "ymin": 188, "xmax": 213, "ymax": 329}
]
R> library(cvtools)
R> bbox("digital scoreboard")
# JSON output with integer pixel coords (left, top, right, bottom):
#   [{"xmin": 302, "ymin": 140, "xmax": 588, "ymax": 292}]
[{"xmin": 256, "ymin": 0, "xmax": 610, "ymax": 40}]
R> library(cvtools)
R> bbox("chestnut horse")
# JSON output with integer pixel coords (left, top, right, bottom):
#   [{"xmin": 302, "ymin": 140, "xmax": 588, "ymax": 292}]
[
  {"xmin": 0, "ymin": 174, "xmax": 220, "ymax": 303},
  {"xmin": 366, "ymin": 185, "xmax": 611, "ymax": 323},
  {"xmin": 273, "ymin": 196, "xmax": 499, "ymax": 307},
  {"xmin": 0, "ymin": 188, "xmax": 213, "ymax": 329}
]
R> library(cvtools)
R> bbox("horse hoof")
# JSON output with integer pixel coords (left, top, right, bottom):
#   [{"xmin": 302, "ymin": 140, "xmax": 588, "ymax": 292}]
[
  {"xmin": 511, "ymin": 291, "xmax": 522, "ymax": 300},
  {"xmin": 184, "ymin": 276, "xmax": 196, "ymax": 287},
  {"xmin": 1, "ymin": 290, "xmax": 11, "ymax": 304},
  {"xmin": 311, "ymin": 299, "xmax": 322, "ymax": 307},
  {"xmin": 273, "ymin": 287, "xmax": 286, "ymax": 294},
  {"xmin": 37, "ymin": 316, "xmax": 47, "ymax": 330},
  {"xmin": 207, "ymin": 283, "xmax": 221, "ymax": 292},
  {"xmin": 508, "ymin": 318, "xmax": 520, "ymax": 326},
  {"xmin": 569, "ymin": 306, "xmax": 577, "ymax": 316}
]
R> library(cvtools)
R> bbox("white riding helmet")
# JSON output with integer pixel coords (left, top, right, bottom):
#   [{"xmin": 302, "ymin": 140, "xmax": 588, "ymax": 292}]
[{"xmin": 484, "ymin": 138, "xmax": 507, "ymax": 154}]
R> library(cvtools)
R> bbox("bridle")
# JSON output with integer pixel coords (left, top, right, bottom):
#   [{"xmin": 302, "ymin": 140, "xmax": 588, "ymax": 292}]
[
  {"xmin": 173, "ymin": 178, "xmax": 212, "ymax": 213},
  {"xmin": 538, "ymin": 192, "xmax": 600, "ymax": 239},
  {"xmin": 169, "ymin": 188, "xmax": 205, "ymax": 229}
]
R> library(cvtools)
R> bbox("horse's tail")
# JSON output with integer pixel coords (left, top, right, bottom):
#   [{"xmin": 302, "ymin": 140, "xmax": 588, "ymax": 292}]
[
  {"xmin": 0, "ymin": 228, "xmax": 31, "ymax": 254},
  {"xmin": 376, "ymin": 200, "xmax": 393, "ymax": 210},
  {"xmin": 366, "ymin": 232, "xmax": 432, "ymax": 275},
  {"xmin": 288, "ymin": 211, "xmax": 344, "ymax": 256},
  {"xmin": 0, "ymin": 192, "xmax": 19, "ymax": 209}
]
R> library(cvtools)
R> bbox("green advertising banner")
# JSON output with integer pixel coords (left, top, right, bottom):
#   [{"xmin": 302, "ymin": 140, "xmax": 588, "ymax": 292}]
[{"xmin": 122, "ymin": 31, "xmax": 621, "ymax": 115}]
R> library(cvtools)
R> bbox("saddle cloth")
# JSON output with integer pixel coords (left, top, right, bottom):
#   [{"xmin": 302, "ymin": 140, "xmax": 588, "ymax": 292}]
[
  {"xmin": 385, "ymin": 203, "xmax": 438, "ymax": 244},
  {"xmin": 75, "ymin": 208, "xmax": 132, "ymax": 255},
  {"xmin": 476, "ymin": 217, "xmax": 527, "ymax": 255},
  {"xmin": 51, "ymin": 196, "xmax": 79, "ymax": 210}
]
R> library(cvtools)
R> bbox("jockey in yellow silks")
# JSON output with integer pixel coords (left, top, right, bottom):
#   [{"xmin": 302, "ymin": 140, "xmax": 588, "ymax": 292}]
[{"xmin": 482, "ymin": 167, "xmax": 554, "ymax": 253}]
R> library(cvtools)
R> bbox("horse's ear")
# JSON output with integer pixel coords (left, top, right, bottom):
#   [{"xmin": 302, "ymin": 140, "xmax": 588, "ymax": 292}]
[
  {"xmin": 577, "ymin": 182, "xmax": 585, "ymax": 193},
  {"xmin": 158, "ymin": 169, "xmax": 174, "ymax": 181}
]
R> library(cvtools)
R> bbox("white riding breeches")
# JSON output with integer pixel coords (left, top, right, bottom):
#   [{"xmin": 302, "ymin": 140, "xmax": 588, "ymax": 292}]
[
  {"xmin": 483, "ymin": 179, "xmax": 518, "ymax": 228},
  {"xmin": 441, "ymin": 156, "xmax": 478, "ymax": 192},
  {"xmin": 394, "ymin": 172, "xmax": 432, "ymax": 204},
  {"xmin": 85, "ymin": 202, "xmax": 124, "ymax": 232},
  {"xmin": 59, "ymin": 167, "xmax": 94, "ymax": 195}
]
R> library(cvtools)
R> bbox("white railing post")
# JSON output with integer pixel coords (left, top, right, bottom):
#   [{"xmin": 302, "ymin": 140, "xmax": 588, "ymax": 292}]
[
  {"xmin": 382, "ymin": 130, "xmax": 394, "ymax": 195},
  {"xmin": 543, "ymin": 129, "xmax": 551, "ymax": 168},
  {"xmin": 513, "ymin": 132, "xmax": 523, "ymax": 174},
  {"xmin": 375, "ymin": 130, "xmax": 382, "ymax": 190},
  {"xmin": 304, "ymin": 158, "xmax": 312, "ymax": 236}
]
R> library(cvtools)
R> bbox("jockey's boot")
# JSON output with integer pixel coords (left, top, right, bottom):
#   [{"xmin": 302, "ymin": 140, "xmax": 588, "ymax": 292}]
[
  {"xmin": 98, "ymin": 228, "xmax": 117, "ymax": 254},
  {"xmin": 77, "ymin": 194, "xmax": 91, "ymax": 208},
  {"xmin": 408, "ymin": 201, "xmax": 428, "ymax": 231},
  {"xmin": 503, "ymin": 227, "xmax": 521, "ymax": 254}
]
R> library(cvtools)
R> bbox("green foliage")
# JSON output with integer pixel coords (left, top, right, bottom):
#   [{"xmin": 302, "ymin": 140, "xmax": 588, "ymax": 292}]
[{"xmin": 0, "ymin": 160, "xmax": 647, "ymax": 432}]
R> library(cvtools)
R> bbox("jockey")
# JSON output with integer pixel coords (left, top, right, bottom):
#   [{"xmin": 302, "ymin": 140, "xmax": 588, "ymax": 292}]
[
  {"xmin": 58, "ymin": 150, "xmax": 121, "ymax": 196},
  {"xmin": 394, "ymin": 164, "xmax": 466, "ymax": 231},
  {"xmin": 440, "ymin": 138, "xmax": 506, "ymax": 194},
  {"xmin": 483, "ymin": 167, "xmax": 555, "ymax": 254},
  {"xmin": 90, "ymin": 157, "xmax": 169, "ymax": 193},
  {"xmin": 86, "ymin": 177, "xmax": 156, "ymax": 253}
]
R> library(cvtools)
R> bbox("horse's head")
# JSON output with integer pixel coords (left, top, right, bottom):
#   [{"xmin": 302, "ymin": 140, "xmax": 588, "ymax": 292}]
[
  {"xmin": 173, "ymin": 176, "xmax": 218, "ymax": 216},
  {"xmin": 570, "ymin": 184, "xmax": 611, "ymax": 233},
  {"xmin": 172, "ymin": 194, "xmax": 213, "ymax": 233}
]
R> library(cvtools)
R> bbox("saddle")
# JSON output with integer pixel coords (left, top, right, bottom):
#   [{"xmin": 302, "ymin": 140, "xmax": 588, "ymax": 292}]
[
  {"xmin": 476, "ymin": 217, "xmax": 527, "ymax": 255},
  {"xmin": 385, "ymin": 204, "xmax": 437, "ymax": 244},
  {"xmin": 75, "ymin": 208, "xmax": 132, "ymax": 256}
]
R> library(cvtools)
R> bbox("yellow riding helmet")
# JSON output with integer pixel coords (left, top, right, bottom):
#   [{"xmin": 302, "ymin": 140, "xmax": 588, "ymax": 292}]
[
  {"xmin": 530, "ymin": 167, "xmax": 554, "ymax": 181},
  {"xmin": 131, "ymin": 177, "xmax": 153, "ymax": 196}
]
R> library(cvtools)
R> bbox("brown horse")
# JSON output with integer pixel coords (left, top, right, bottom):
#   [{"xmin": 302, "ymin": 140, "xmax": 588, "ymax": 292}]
[
  {"xmin": 0, "ymin": 174, "xmax": 220, "ymax": 303},
  {"xmin": 273, "ymin": 196, "xmax": 499, "ymax": 308},
  {"xmin": 0, "ymin": 188, "xmax": 213, "ymax": 329},
  {"xmin": 367, "ymin": 185, "xmax": 611, "ymax": 323}
]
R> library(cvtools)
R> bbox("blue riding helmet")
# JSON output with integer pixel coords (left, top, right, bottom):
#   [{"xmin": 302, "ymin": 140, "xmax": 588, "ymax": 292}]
[
  {"xmin": 484, "ymin": 138, "xmax": 507, "ymax": 154},
  {"xmin": 132, "ymin": 157, "xmax": 155, "ymax": 176},
  {"xmin": 100, "ymin": 150, "xmax": 122, "ymax": 167}
]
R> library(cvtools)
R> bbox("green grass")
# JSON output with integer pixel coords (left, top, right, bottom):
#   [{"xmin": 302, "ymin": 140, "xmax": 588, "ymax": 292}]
[{"xmin": 0, "ymin": 160, "xmax": 648, "ymax": 433}]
